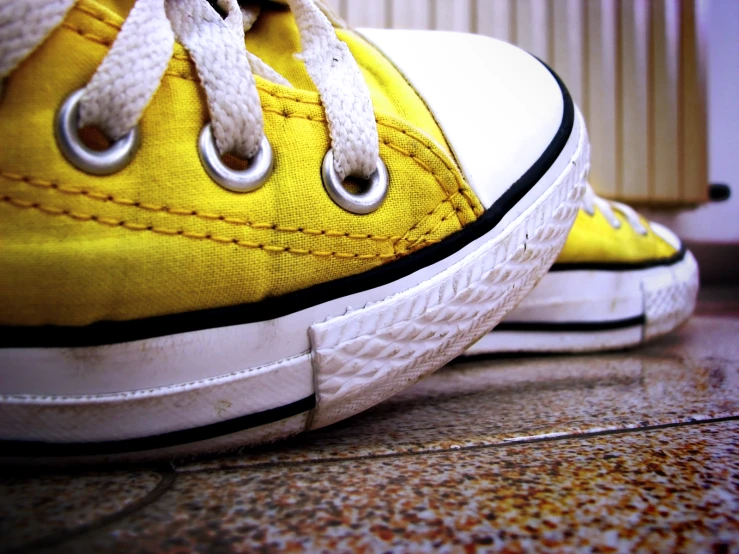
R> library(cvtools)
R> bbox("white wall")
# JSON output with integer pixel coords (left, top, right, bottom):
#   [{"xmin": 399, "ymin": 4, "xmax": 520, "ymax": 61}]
[{"xmin": 647, "ymin": 0, "xmax": 739, "ymax": 243}]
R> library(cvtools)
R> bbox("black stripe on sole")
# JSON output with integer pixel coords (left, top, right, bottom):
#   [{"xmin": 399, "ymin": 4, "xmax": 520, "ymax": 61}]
[
  {"xmin": 0, "ymin": 394, "xmax": 316, "ymax": 457},
  {"xmin": 550, "ymin": 246, "xmax": 686, "ymax": 272},
  {"xmin": 1, "ymin": 63, "xmax": 575, "ymax": 349},
  {"xmin": 492, "ymin": 315, "xmax": 646, "ymax": 333}
]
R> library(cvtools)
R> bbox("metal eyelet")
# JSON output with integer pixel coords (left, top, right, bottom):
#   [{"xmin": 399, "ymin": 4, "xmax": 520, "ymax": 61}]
[
  {"xmin": 55, "ymin": 89, "xmax": 140, "ymax": 175},
  {"xmin": 321, "ymin": 150, "xmax": 389, "ymax": 214},
  {"xmin": 198, "ymin": 123, "xmax": 273, "ymax": 193}
]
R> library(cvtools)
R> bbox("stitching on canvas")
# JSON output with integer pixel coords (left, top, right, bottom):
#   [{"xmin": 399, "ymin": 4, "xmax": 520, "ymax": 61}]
[{"xmin": 2, "ymin": 195, "xmax": 447, "ymax": 259}]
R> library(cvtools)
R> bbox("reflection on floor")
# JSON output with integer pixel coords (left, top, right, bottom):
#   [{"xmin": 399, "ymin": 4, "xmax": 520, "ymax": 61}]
[{"xmin": 2, "ymin": 306, "xmax": 738, "ymax": 552}]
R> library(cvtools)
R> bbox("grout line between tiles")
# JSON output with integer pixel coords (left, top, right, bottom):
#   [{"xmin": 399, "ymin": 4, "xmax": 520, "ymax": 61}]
[
  {"xmin": 175, "ymin": 415, "xmax": 739, "ymax": 475},
  {"xmin": 7, "ymin": 470, "xmax": 177, "ymax": 554}
]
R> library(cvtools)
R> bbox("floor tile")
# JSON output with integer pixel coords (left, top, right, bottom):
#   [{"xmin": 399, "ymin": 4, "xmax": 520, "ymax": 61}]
[
  {"xmin": 0, "ymin": 469, "xmax": 165, "ymax": 552},
  {"xmin": 48, "ymin": 421, "xmax": 739, "ymax": 554}
]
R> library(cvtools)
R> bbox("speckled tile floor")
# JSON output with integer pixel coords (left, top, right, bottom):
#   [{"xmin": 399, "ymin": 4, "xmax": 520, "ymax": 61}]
[{"xmin": 2, "ymin": 306, "xmax": 739, "ymax": 552}]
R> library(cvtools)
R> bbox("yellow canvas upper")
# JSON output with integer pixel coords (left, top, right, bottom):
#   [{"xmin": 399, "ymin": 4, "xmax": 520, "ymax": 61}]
[
  {"xmin": 0, "ymin": 0, "xmax": 677, "ymax": 329},
  {"xmin": 557, "ymin": 207, "xmax": 678, "ymax": 265},
  {"xmin": 0, "ymin": 1, "xmax": 484, "ymax": 327}
]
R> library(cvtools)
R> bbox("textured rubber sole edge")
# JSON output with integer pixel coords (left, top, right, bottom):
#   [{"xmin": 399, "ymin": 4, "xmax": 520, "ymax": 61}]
[
  {"xmin": 643, "ymin": 250, "xmax": 699, "ymax": 341},
  {"xmin": 464, "ymin": 250, "xmax": 699, "ymax": 355}
]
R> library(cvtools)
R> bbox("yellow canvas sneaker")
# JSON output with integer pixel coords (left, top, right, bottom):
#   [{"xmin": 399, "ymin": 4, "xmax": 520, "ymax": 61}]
[
  {"xmin": 0, "ymin": 0, "xmax": 589, "ymax": 461},
  {"xmin": 466, "ymin": 183, "xmax": 699, "ymax": 355}
]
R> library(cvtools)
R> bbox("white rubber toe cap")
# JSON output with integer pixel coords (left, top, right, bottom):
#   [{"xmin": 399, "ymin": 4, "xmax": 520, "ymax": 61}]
[{"xmin": 359, "ymin": 29, "xmax": 565, "ymax": 209}]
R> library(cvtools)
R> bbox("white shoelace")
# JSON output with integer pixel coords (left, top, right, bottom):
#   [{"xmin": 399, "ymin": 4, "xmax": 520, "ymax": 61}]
[
  {"xmin": 0, "ymin": 0, "xmax": 379, "ymax": 181},
  {"xmin": 582, "ymin": 182, "xmax": 647, "ymax": 235}
]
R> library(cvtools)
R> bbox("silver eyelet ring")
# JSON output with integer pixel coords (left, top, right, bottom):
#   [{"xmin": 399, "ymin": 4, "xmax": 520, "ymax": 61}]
[
  {"xmin": 55, "ymin": 89, "xmax": 140, "ymax": 175},
  {"xmin": 321, "ymin": 150, "xmax": 389, "ymax": 214},
  {"xmin": 198, "ymin": 123, "xmax": 273, "ymax": 193}
]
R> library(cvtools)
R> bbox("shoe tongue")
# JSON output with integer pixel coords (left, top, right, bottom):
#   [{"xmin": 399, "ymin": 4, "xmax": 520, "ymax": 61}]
[{"xmin": 244, "ymin": 4, "xmax": 317, "ymax": 92}]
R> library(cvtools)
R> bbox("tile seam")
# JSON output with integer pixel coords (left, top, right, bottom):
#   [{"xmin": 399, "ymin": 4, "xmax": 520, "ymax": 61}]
[{"xmin": 174, "ymin": 414, "xmax": 739, "ymax": 475}]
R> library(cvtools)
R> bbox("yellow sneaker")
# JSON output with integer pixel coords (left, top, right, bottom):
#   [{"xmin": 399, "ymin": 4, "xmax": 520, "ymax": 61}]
[
  {"xmin": 466, "ymin": 183, "xmax": 699, "ymax": 355},
  {"xmin": 0, "ymin": 0, "xmax": 588, "ymax": 461}
]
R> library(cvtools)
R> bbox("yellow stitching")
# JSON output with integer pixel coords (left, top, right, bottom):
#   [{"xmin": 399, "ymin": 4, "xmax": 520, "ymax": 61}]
[
  {"xmin": 394, "ymin": 186, "xmax": 480, "ymax": 251},
  {"xmin": 256, "ymin": 88, "xmax": 321, "ymax": 105},
  {"xmin": 64, "ymin": 19, "xmax": 468, "ymax": 201},
  {"xmin": 377, "ymin": 119, "xmax": 481, "ymax": 216},
  {"xmin": 400, "ymin": 191, "xmax": 461, "ymax": 241},
  {"xmin": 1, "ymin": 195, "xmax": 408, "ymax": 260},
  {"xmin": 1, "ymin": 124, "xmax": 459, "ymax": 241},
  {"xmin": 70, "ymin": 6, "xmax": 191, "ymax": 63},
  {"xmin": 63, "ymin": 11, "xmax": 480, "ymax": 210},
  {"xmin": 62, "ymin": 24, "xmax": 194, "ymax": 72},
  {"xmin": 458, "ymin": 189, "xmax": 481, "ymax": 216},
  {"xmin": 261, "ymin": 108, "xmax": 320, "ymax": 121},
  {"xmin": 378, "ymin": 120, "xmax": 455, "ymax": 172},
  {"xmin": 0, "ymin": 172, "xmax": 405, "ymax": 243},
  {"xmin": 381, "ymin": 141, "xmax": 455, "ymax": 201},
  {"xmin": 412, "ymin": 206, "xmax": 461, "ymax": 248},
  {"xmin": 53, "ymin": 19, "xmax": 480, "ymax": 238},
  {"xmin": 380, "ymin": 122, "xmax": 461, "ymax": 184},
  {"xmin": 58, "ymin": 21, "xmax": 468, "ymax": 198},
  {"xmin": 59, "ymin": 27, "xmax": 478, "ymax": 215},
  {"xmin": 62, "ymin": 23, "xmax": 116, "ymax": 48},
  {"xmin": 73, "ymin": 5, "xmax": 124, "ymax": 30}
]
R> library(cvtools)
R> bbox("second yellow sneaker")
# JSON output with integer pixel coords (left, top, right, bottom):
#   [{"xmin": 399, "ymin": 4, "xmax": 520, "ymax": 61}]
[
  {"xmin": 0, "ymin": 0, "xmax": 588, "ymax": 461},
  {"xmin": 466, "ymin": 183, "xmax": 699, "ymax": 355}
]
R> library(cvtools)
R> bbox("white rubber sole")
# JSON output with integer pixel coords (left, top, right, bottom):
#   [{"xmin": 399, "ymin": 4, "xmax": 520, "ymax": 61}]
[
  {"xmin": 0, "ymin": 111, "xmax": 589, "ymax": 463},
  {"xmin": 465, "ymin": 249, "xmax": 699, "ymax": 355}
]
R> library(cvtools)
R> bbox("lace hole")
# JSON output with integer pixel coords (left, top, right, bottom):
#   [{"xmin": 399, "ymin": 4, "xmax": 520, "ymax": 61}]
[
  {"xmin": 55, "ymin": 89, "xmax": 140, "ymax": 175},
  {"xmin": 198, "ymin": 123, "xmax": 273, "ymax": 193},
  {"xmin": 321, "ymin": 149, "xmax": 388, "ymax": 214},
  {"xmin": 221, "ymin": 153, "xmax": 249, "ymax": 171},
  {"xmin": 77, "ymin": 126, "xmax": 112, "ymax": 151}
]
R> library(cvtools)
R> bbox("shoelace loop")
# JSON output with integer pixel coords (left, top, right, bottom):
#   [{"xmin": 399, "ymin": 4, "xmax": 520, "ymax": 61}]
[{"xmin": 582, "ymin": 183, "xmax": 648, "ymax": 235}]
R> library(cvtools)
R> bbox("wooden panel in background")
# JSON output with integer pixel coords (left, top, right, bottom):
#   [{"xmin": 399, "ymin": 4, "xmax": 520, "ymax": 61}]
[
  {"xmin": 390, "ymin": 0, "xmax": 431, "ymax": 29},
  {"xmin": 650, "ymin": 0, "xmax": 680, "ymax": 201},
  {"xmin": 678, "ymin": 0, "xmax": 708, "ymax": 203},
  {"xmin": 344, "ymin": 0, "xmax": 388, "ymax": 28},
  {"xmin": 515, "ymin": 0, "xmax": 551, "ymax": 62},
  {"xmin": 619, "ymin": 0, "xmax": 650, "ymax": 200},
  {"xmin": 334, "ymin": 0, "xmax": 707, "ymax": 205},
  {"xmin": 586, "ymin": 0, "xmax": 620, "ymax": 199},
  {"xmin": 551, "ymin": 0, "xmax": 586, "ymax": 116},
  {"xmin": 434, "ymin": 0, "xmax": 472, "ymax": 32},
  {"xmin": 477, "ymin": 0, "xmax": 516, "ymax": 42}
]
